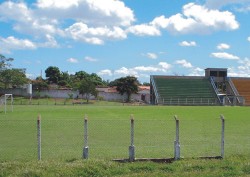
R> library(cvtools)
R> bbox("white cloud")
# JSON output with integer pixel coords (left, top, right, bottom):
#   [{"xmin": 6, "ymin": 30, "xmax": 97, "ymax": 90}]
[
  {"xmin": 114, "ymin": 67, "xmax": 138, "ymax": 77},
  {"xmin": 107, "ymin": 62, "xmax": 172, "ymax": 79},
  {"xmin": 67, "ymin": 58, "xmax": 78, "ymax": 63},
  {"xmin": 217, "ymin": 43, "xmax": 230, "ymax": 50},
  {"xmin": 40, "ymin": 35, "xmax": 59, "ymax": 48},
  {"xmin": 211, "ymin": 52, "xmax": 240, "ymax": 60},
  {"xmin": 247, "ymin": 37, "xmax": 250, "ymax": 42},
  {"xmin": 188, "ymin": 67, "xmax": 204, "ymax": 76},
  {"xmin": 236, "ymin": 5, "xmax": 250, "ymax": 12},
  {"xmin": 0, "ymin": 0, "xmax": 132, "ymax": 48},
  {"xmin": 134, "ymin": 66, "xmax": 161, "ymax": 72},
  {"xmin": 85, "ymin": 56, "xmax": 98, "ymax": 62},
  {"xmin": 0, "ymin": 36, "xmax": 36, "ymax": 53},
  {"xmin": 127, "ymin": 24, "xmax": 161, "ymax": 36},
  {"xmin": 150, "ymin": 15, "xmax": 169, "ymax": 28},
  {"xmin": 0, "ymin": 1, "xmax": 64, "ymax": 37},
  {"xmin": 144, "ymin": 53, "xmax": 158, "ymax": 59},
  {"xmin": 158, "ymin": 62, "xmax": 172, "ymax": 70},
  {"xmin": 36, "ymin": 0, "xmax": 79, "ymax": 9},
  {"xmin": 175, "ymin": 59, "xmax": 193, "ymax": 68},
  {"xmin": 228, "ymin": 58, "xmax": 250, "ymax": 77},
  {"xmin": 179, "ymin": 41, "xmax": 197, "ymax": 47},
  {"xmin": 0, "ymin": 0, "xmax": 241, "ymax": 51},
  {"xmin": 205, "ymin": 0, "xmax": 250, "ymax": 9},
  {"xmin": 65, "ymin": 22, "xmax": 127, "ymax": 45},
  {"xmin": 36, "ymin": 0, "xmax": 135, "ymax": 26},
  {"xmin": 151, "ymin": 3, "xmax": 239, "ymax": 34},
  {"xmin": 98, "ymin": 69, "xmax": 112, "ymax": 76}
]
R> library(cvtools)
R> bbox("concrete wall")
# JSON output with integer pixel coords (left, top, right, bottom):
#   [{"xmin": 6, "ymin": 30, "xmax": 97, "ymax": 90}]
[{"xmin": 0, "ymin": 88, "xmax": 150, "ymax": 103}]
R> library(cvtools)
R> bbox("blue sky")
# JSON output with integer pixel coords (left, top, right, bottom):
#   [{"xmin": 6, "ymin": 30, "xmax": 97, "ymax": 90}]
[{"xmin": 1, "ymin": 0, "xmax": 250, "ymax": 83}]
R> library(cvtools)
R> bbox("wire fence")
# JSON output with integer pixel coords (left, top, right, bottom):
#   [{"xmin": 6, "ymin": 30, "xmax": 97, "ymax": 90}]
[
  {"xmin": 0, "ymin": 115, "xmax": 249, "ymax": 162},
  {"xmin": 10, "ymin": 98, "xmax": 125, "ymax": 106}
]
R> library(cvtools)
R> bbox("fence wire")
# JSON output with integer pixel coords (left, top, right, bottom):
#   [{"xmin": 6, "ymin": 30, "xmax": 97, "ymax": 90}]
[
  {"xmin": 0, "ymin": 117, "xmax": 249, "ymax": 161},
  {"xmin": 41, "ymin": 119, "xmax": 83, "ymax": 160},
  {"xmin": 0, "ymin": 120, "xmax": 37, "ymax": 161},
  {"xmin": 180, "ymin": 119, "xmax": 221, "ymax": 158},
  {"xmin": 225, "ymin": 119, "xmax": 250, "ymax": 156},
  {"xmin": 134, "ymin": 120, "xmax": 175, "ymax": 158}
]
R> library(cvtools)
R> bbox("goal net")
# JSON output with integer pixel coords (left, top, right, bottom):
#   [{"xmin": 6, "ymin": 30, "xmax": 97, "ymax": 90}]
[{"xmin": 0, "ymin": 94, "xmax": 13, "ymax": 114}]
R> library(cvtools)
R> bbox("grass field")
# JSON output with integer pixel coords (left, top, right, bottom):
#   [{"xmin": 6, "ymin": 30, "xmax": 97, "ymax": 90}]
[{"xmin": 0, "ymin": 103, "xmax": 250, "ymax": 176}]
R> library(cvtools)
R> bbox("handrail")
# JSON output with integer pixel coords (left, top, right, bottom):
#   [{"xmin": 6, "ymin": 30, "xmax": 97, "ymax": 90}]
[
  {"xmin": 226, "ymin": 77, "xmax": 241, "ymax": 104},
  {"xmin": 210, "ymin": 77, "xmax": 223, "ymax": 104},
  {"xmin": 150, "ymin": 76, "xmax": 159, "ymax": 104},
  {"xmin": 227, "ymin": 77, "xmax": 239, "ymax": 96}
]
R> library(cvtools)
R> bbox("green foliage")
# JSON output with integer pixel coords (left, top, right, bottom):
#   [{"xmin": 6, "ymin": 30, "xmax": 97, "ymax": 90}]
[
  {"xmin": 0, "ymin": 54, "xmax": 13, "ymax": 69},
  {"xmin": 142, "ymin": 82, "xmax": 150, "ymax": 86},
  {"xmin": 43, "ymin": 66, "xmax": 107, "ymax": 89},
  {"xmin": 75, "ymin": 71, "xmax": 89, "ymax": 80},
  {"xmin": 45, "ymin": 66, "xmax": 61, "ymax": 84},
  {"xmin": 114, "ymin": 76, "xmax": 139, "ymax": 102},
  {"xmin": 35, "ymin": 91, "xmax": 41, "ymax": 98},
  {"xmin": 32, "ymin": 77, "xmax": 49, "ymax": 91},
  {"xmin": 78, "ymin": 79, "xmax": 98, "ymax": 102},
  {"xmin": 68, "ymin": 93, "xmax": 74, "ymax": 99},
  {"xmin": 0, "ymin": 68, "xmax": 28, "ymax": 89},
  {"xmin": 0, "ymin": 55, "xmax": 28, "ymax": 88},
  {"xmin": 74, "ymin": 71, "xmax": 105, "ymax": 86},
  {"xmin": 89, "ymin": 73, "xmax": 104, "ymax": 86}
]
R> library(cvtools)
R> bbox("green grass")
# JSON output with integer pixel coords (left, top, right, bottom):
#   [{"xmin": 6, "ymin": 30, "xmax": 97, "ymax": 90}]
[
  {"xmin": 0, "ymin": 156, "xmax": 249, "ymax": 177},
  {"xmin": 12, "ymin": 97, "xmax": 124, "ymax": 106},
  {"xmin": 0, "ymin": 103, "xmax": 250, "ymax": 176}
]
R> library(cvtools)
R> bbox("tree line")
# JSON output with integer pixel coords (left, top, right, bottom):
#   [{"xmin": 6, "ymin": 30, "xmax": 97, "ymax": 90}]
[{"xmin": 0, "ymin": 55, "xmax": 149, "ymax": 102}]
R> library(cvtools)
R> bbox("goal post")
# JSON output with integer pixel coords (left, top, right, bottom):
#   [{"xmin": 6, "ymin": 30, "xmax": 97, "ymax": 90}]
[{"xmin": 0, "ymin": 94, "xmax": 13, "ymax": 114}]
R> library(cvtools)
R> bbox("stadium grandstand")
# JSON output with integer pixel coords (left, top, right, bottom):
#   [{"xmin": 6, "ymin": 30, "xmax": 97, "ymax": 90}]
[{"xmin": 150, "ymin": 68, "xmax": 247, "ymax": 106}]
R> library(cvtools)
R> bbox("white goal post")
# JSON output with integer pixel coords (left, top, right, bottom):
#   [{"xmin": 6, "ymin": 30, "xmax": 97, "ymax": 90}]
[{"xmin": 0, "ymin": 94, "xmax": 13, "ymax": 114}]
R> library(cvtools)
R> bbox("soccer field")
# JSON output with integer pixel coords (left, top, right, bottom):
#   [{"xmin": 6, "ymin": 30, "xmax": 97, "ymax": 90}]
[{"xmin": 0, "ymin": 104, "xmax": 249, "ymax": 162}]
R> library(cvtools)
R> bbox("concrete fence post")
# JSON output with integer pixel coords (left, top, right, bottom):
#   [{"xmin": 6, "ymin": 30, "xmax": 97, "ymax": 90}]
[
  {"xmin": 37, "ymin": 115, "xmax": 41, "ymax": 161},
  {"xmin": 83, "ymin": 115, "xmax": 89, "ymax": 159},
  {"xmin": 129, "ymin": 115, "xmax": 135, "ymax": 161},
  {"xmin": 220, "ymin": 115, "xmax": 225, "ymax": 158},
  {"xmin": 174, "ymin": 115, "xmax": 180, "ymax": 160}
]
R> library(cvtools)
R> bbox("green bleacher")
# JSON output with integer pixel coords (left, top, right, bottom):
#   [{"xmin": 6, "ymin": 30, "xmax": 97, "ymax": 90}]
[{"xmin": 152, "ymin": 76, "xmax": 219, "ymax": 105}]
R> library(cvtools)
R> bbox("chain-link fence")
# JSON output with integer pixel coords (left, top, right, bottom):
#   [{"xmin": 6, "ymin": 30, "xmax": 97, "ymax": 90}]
[
  {"xmin": 11, "ymin": 97, "xmax": 124, "ymax": 106},
  {"xmin": 1, "ymin": 115, "xmax": 249, "ymax": 162},
  {"xmin": 0, "ymin": 119, "xmax": 37, "ymax": 161}
]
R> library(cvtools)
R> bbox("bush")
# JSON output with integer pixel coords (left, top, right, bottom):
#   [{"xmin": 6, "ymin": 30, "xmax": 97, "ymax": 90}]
[{"xmin": 68, "ymin": 93, "xmax": 73, "ymax": 99}]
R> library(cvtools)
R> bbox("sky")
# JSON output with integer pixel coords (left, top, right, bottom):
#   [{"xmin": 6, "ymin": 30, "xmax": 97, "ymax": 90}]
[{"xmin": 1, "ymin": 0, "xmax": 250, "ymax": 83}]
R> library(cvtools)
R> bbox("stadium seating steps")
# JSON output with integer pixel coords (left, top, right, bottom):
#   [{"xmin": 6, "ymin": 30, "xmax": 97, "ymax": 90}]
[
  {"xmin": 231, "ymin": 79, "xmax": 250, "ymax": 105},
  {"xmin": 152, "ymin": 76, "xmax": 219, "ymax": 105}
]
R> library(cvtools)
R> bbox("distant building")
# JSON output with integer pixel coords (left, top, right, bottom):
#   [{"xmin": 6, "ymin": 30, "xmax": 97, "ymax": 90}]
[{"xmin": 97, "ymin": 86, "xmax": 150, "ymax": 103}]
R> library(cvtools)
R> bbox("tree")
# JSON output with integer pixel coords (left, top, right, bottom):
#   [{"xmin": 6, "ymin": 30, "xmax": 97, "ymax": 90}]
[
  {"xmin": 115, "ymin": 76, "xmax": 139, "ymax": 102},
  {"xmin": 0, "ymin": 54, "xmax": 13, "ymax": 69},
  {"xmin": 58, "ymin": 71, "xmax": 71, "ymax": 87},
  {"xmin": 0, "ymin": 68, "xmax": 28, "ymax": 89},
  {"xmin": 89, "ymin": 73, "xmax": 105, "ymax": 86},
  {"xmin": 32, "ymin": 76, "xmax": 49, "ymax": 91},
  {"xmin": 142, "ymin": 82, "xmax": 150, "ymax": 86},
  {"xmin": 45, "ymin": 66, "xmax": 61, "ymax": 84},
  {"xmin": 78, "ymin": 79, "xmax": 97, "ymax": 103},
  {"xmin": 108, "ymin": 79, "xmax": 118, "ymax": 87},
  {"xmin": 73, "ymin": 71, "xmax": 106, "ymax": 88},
  {"xmin": 75, "ymin": 71, "xmax": 89, "ymax": 81},
  {"xmin": 0, "ymin": 54, "xmax": 28, "ymax": 88}
]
